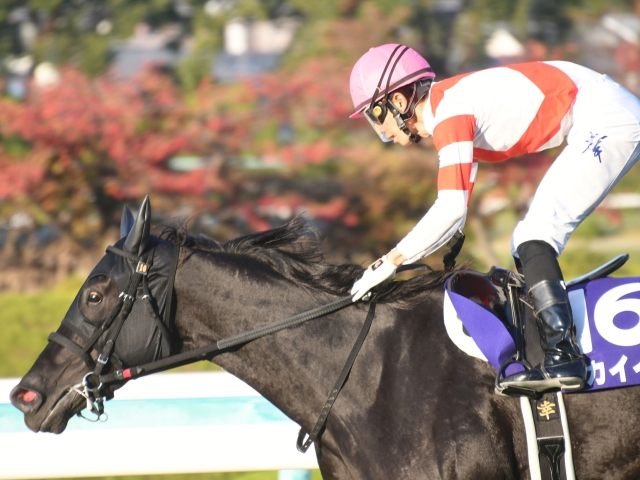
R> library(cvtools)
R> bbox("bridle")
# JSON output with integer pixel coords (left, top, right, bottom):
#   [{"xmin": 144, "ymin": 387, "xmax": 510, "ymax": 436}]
[
  {"xmin": 49, "ymin": 242, "xmax": 179, "ymax": 420},
  {"xmin": 48, "ymin": 238, "xmax": 441, "ymax": 450}
]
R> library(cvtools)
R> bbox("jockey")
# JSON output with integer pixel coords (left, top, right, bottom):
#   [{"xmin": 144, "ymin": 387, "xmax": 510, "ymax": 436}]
[{"xmin": 349, "ymin": 44, "xmax": 640, "ymax": 394}]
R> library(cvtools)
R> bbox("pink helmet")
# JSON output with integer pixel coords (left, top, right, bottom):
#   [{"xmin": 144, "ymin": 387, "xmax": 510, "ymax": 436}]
[{"xmin": 349, "ymin": 44, "xmax": 435, "ymax": 119}]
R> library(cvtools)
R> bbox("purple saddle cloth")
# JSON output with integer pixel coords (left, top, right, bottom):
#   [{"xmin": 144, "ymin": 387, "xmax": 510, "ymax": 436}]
[{"xmin": 444, "ymin": 276, "xmax": 640, "ymax": 392}]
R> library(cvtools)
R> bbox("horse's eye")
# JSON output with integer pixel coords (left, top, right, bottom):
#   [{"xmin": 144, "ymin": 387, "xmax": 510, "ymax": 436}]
[{"xmin": 87, "ymin": 292, "xmax": 103, "ymax": 305}]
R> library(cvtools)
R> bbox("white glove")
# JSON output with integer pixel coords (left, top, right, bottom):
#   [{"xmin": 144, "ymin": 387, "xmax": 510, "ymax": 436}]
[{"xmin": 351, "ymin": 256, "xmax": 397, "ymax": 302}]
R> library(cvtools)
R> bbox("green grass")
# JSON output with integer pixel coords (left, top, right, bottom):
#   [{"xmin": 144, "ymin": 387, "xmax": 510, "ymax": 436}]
[
  {"xmin": 0, "ymin": 276, "xmax": 84, "ymax": 377},
  {"xmin": 0, "ymin": 276, "xmax": 220, "ymax": 378}
]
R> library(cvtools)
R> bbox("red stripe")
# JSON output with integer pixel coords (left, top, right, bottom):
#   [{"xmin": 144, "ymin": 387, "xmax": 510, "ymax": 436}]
[
  {"xmin": 430, "ymin": 71, "xmax": 475, "ymax": 116},
  {"xmin": 467, "ymin": 182, "xmax": 475, "ymax": 207},
  {"xmin": 505, "ymin": 63, "xmax": 577, "ymax": 156},
  {"xmin": 473, "ymin": 148, "xmax": 511, "ymax": 162},
  {"xmin": 437, "ymin": 162, "xmax": 474, "ymax": 191},
  {"xmin": 432, "ymin": 63, "xmax": 577, "ymax": 161},
  {"xmin": 433, "ymin": 114, "xmax": 476, "ymax": 151},
  {"xmin": 123, "ymin": 369, "xmax": 132, "ymax": 379}
]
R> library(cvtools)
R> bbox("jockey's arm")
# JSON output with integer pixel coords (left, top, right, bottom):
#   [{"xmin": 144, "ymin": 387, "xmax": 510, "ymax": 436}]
[
  {"xmin": 386, "ymin": 247, "xmax": 407, "ymax": 266},
  {"xmin": 387, "ymin": 105, "xmax": 477, "ymax": 266},
  {"xmin": 352, "ymin": 100, "xmax": 476, "ymax": 300},
  {"xmin": 350, "ymin": 190, "xmax": 467, "ymax": 301},
  {"xmin": 387, "ymin": 189, "xmax": 468, "ymax": 265}
]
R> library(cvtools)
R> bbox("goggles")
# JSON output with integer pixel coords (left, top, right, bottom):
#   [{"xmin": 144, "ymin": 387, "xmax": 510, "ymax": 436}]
[{"xmin": 364, "ymin": 103, "xmax": 391, "ymax": 142}]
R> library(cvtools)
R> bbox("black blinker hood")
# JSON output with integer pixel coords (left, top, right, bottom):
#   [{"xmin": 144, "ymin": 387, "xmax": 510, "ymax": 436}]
[{"xmin": 61, "ymin": 235, "xmax": 179, "ymax": 367}]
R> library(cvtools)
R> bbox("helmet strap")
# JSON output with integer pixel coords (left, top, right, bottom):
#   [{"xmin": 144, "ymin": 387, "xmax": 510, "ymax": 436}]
[
  {"xmin": 395, "ymin": 110, "xmax": 421, "ymax": 144},
  {"xmin": 386, "ymin": 78, "xmax": 432, "ymax": 144}
]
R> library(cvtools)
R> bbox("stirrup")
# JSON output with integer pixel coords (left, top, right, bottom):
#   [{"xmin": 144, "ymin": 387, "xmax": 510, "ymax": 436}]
[
  {"xmin": 495, "ymin": 357, "xmax": 539, "ymax": 399},
  {"xmin": 499, "ymin": 375, "xmax": 585, "ymax": 396}
]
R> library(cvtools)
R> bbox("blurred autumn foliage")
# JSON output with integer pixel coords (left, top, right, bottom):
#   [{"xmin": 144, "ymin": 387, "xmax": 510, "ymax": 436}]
[
  {"xmin": 2, "ymin": 0, "xmax": 639, "ymax": 291},
  {"xmin": 0, "ymin": 4, "xmax": 448, "ymax": 290}
]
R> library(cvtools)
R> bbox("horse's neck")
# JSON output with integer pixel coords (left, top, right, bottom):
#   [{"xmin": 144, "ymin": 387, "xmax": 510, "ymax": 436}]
[{"xmin": 172, "ymin": 250, "xmax": 386, "ymax": 428}]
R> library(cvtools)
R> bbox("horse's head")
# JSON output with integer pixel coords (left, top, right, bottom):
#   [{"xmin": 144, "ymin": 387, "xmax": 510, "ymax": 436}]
[{"xmin": 10, "ymin": 196, "xmax": 179, "ymax": 433}]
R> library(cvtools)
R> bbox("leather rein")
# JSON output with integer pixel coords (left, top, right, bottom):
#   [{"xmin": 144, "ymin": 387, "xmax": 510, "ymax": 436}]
[{"xmin": 49, "ymin": 240, "xmax": 432, "ymax": 450}]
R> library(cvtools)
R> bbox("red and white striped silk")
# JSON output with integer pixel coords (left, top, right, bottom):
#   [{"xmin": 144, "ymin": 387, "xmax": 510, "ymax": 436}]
[{"xmin": 396, "ymin": 61, "xmax": 604, "ymax": 263}]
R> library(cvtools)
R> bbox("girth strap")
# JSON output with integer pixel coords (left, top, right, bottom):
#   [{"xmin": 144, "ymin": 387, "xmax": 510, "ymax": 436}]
[
  {"xmin": 48, "ymin": 332, "xmax": 96, "ymax": 370},
  {"xmin": 297, "ymin": 302, "xmax": 377, "ymax": 453}
]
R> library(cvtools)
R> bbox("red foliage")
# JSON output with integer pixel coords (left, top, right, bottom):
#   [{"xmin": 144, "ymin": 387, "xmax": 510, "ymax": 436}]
[
  {"xmin": 0, "ymin": 159, "xmax": 46, "ymax": 200},
  {"xmin": 0, "ymin": 59, "xmax": 366, "ymax": 237},
  {"xmin": 0, "ymin": 5, "xmax": 436, "ymax": 249}
]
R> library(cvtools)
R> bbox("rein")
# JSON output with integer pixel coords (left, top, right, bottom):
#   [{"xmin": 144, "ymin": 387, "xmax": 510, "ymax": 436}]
[
  {"xmin": 100, "ymin": 296, "xmax": 355, "ymax": 384},
  {"xmin": 51, "ymin": 240, "xmax": 430, "ymax": 450}
]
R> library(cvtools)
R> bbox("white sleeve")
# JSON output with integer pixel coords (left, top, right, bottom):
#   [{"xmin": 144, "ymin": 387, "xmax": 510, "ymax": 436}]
[{"xmin": 395, "ymin": 190, "xmax": 467, "ymax": 264}]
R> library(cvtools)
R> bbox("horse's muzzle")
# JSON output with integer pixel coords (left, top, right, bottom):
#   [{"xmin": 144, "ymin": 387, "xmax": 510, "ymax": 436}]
[{"xmin": 10, "ymin": 384, "xmax": 44, "ymax": 414}]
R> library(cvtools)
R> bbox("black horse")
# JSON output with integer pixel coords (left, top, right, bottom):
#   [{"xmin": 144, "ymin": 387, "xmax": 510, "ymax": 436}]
[{"xmin": 10, "ymin": 198, "xmax": 640, "ymax": 479}]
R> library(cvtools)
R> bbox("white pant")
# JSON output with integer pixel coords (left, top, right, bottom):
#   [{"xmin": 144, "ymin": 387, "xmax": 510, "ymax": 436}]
[{"xmin": 512, "ymin": 76, "xmax": 640, "ymax": 256}]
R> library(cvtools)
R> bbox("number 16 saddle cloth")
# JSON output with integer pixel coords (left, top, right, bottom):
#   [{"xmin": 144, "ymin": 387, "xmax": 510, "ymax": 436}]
[{"xmin": 444, "ymin": 269, "xmax": 640, "ymax": 392}]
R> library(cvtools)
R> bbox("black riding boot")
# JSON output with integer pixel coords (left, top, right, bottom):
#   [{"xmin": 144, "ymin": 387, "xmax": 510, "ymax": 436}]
[{"xmin": 502, "ymin": 241, "xmax": 587, "ymax": 393}]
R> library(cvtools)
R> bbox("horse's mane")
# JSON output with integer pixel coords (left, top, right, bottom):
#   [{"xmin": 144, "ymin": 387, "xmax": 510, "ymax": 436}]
[{"xmin": 160, "ymin": 216, "xmax": 461, "ymax": 309}]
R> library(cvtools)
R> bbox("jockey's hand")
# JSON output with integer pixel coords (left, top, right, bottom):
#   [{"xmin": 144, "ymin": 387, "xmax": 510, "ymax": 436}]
[{"xmin": 351, "ymin": 256, "xmax": 397, "ymax": 302}]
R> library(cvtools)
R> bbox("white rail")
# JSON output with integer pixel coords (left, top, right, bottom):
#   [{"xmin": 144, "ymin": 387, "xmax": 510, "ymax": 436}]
[{"xmin": 0, "ymin": 372, "xmax": 318, "ymax": 479}]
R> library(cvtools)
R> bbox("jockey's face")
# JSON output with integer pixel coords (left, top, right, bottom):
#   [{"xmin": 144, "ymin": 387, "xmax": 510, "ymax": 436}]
[{"xmin": 376, "ymin": 92, "xmax": 430, "ymax": 146}]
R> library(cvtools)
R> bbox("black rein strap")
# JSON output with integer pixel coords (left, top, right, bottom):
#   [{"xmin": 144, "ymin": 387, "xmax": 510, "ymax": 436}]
[
  {"xmin": 99, "ymin": 296, "xmax": 355, "ymax": 384},
  {"xmin": 99, "ymin": 263, "xmax": 428, "ymax": 385},
  {"xmin": 297, "ymin": 302, "xmax": 377, "ymax": 453},
  {"xmin": 99, "ymin": 295, "xmax": 378, "ymax": 454}
]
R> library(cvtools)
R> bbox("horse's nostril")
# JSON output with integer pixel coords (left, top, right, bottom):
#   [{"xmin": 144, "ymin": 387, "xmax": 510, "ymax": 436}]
[
  {"xmin": 10, "ymin": 386, "xmax": 44, "ymax": 413},
  {"xmin": 18, "ymin": 390, "xmax": 37, "ymax": 403}
]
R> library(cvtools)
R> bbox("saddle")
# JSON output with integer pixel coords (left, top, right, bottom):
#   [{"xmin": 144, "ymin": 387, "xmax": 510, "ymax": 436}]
[
  {"xmin": 445, "ymin": 254, "xmax": 630, "ymax": 397},
  {"xmin": 446, "ymin": 266, "xmax": 517, "ymax": 331}
]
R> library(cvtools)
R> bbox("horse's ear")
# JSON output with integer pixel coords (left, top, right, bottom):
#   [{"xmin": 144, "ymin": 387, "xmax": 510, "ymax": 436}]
[
  {"xmin": 120, "ymin": 205, "xmax": 135, "ymax": 239},
  {"xmin": 124, "ymin": 196, "xmax": 151, "ymax": 256}
]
